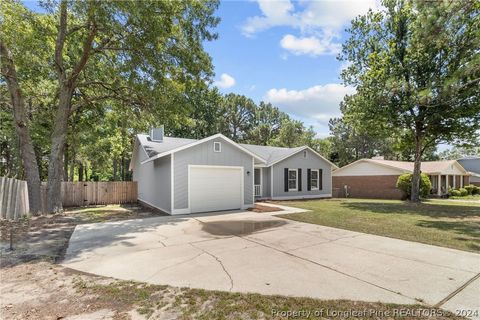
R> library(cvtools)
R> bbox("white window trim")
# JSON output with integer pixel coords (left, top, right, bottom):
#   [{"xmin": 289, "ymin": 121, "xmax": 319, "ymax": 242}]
[
  {"xmin": 213, "ymin": 141, "xmax": 221, "ymax": 153},
  {"xmin": 288, "ymin": 169, "xmax": 298, "ymax": 191},
  {"xmin": 311, "ymin": 169, "xmax": 319, "ymax": 190}
]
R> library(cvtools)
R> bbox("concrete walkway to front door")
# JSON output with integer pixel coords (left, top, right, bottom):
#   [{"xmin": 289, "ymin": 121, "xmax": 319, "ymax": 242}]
[{"xmin": 62, "ymin": 206, "xmax": 480, "ymax": 318}]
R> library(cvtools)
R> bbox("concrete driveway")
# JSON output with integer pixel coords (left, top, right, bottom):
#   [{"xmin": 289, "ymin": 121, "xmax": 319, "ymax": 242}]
[{"xmin": 63, "ymin": 205, "xmax": 480, "ymax": 316}]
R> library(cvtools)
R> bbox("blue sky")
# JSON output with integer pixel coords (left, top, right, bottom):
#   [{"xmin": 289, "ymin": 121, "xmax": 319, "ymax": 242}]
[
  {"xmin": 23, "ymin": 0, "xmax": 370, "ymax": 137},
  {"xmin": 204, "ymin": 0, "xmax": 379, "ymax": 137},
  {"xmin": 22, "ymin": 0, "xmax": 373, "ymax": 137}
]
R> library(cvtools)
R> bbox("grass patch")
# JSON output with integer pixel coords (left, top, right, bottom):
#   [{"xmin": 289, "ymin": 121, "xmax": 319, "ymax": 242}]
[
  {"xmin": 276, "ymin": 199, "xmax": 480, "ymax": 252},
  {"xmin": 448, "ymin": 194, "xmax": 480, "ymax": 200},
  {"xmin": 73, "ymin": 277, "xmax": 463, "ymax": 319}
]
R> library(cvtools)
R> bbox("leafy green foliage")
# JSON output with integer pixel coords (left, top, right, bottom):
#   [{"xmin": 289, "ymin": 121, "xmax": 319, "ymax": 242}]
[
  {"xmin": 0, "ymin": 0, "xmax": 221, "ymax": 183},
  {"xmin": 465, "ymin": 185, "xmax": 474, "ymax": 195},
  {"xmin": 449, "ymin": 189, "xmax": 462, "ymax": 197},
  {"xmin": 396, "ymin": 173, "xmax": 432, "ymax": 198},
  {"xmin": 458, "ymin": 188, "xmax": 469, "ymax": 197},
  {"xmin": 339, "ymin": 0, "xmax": 480, "ymax": 201}
]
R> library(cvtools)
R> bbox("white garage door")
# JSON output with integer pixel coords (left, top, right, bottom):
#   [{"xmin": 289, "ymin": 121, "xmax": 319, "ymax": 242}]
[{"xmin": 190, "ymin": 166, "xmax": 243, "ymax": 213}]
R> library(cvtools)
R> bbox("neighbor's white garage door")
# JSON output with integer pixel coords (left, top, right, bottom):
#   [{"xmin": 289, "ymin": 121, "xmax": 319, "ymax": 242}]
[{"xmin": 190, "ymin": 166, "xmax": 243, "ymax": 213}]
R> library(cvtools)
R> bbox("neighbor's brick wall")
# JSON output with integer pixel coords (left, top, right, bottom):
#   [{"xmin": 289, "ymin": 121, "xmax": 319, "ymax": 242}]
[{"xmin": 333, "ymin": 175, "xmax": 406, "ymax": 200}]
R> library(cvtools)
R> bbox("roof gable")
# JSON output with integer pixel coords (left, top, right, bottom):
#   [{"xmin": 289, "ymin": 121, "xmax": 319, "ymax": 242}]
[
  {"xmin": 333, "ymin": 159, "xmax": 468, "ymax": 176},
  {"xmin": 140, "ymin": 134, "xmax": 266, "ymax": 164},
  {"xmin": 134, "ymin": 133, "xmax": 336, "ymax": 169}
]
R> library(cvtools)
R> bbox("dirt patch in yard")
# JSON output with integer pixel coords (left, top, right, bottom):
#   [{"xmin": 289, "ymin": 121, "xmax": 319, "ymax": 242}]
[
  {"xmin": 0, "ymin": 261, "xmax": 466, "ymax": 320},
  {"xmin": 248, "ymin": 204, "xmax": 283, "ymax": 213},
  {"xmin": 0, "ymin": 205, "xmax": 164, "ymax": 268}
]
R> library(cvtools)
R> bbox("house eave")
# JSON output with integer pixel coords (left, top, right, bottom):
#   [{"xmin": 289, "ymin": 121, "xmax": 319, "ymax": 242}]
[{"xmin": 140, "ymin": 133, "xmax": 267, "ymax": 165}]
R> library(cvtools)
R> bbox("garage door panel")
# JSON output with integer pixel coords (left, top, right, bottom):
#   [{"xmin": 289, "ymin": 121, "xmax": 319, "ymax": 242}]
[{"xmin": 190, "ymin": 166, "xmax": 243, "ymax": 213}]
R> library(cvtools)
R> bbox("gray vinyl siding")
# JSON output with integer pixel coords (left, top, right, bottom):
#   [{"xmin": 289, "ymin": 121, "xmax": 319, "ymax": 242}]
[
  {"xmin": 261, "ymin": 167, "xmax": 271, "ymax": 198},
  {"xmin": 272, "ymin": 149, "xmax": 332, "ymax": 198},
  {"xmin": 132, "ymin": 145, "xmax": 171, "ymax": 212},
  {"xmin": 173, "ymin": 137, "xmax": 254, "ymax": 210}
]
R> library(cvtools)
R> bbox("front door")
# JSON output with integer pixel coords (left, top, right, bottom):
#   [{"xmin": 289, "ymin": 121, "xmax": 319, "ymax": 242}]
[{"xmin": 254, "ymin": 168, "xmax": 262, "ymax": 197}]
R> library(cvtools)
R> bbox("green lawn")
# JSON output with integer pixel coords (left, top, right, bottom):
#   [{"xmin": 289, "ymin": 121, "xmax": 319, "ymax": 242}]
[
  {"xmin": 449, "ymin": 194, "xmax": 480, "ymax": 200},
  {"xmin": 276, "ymin": 199, "xmax": 480, "ymax": 253}
]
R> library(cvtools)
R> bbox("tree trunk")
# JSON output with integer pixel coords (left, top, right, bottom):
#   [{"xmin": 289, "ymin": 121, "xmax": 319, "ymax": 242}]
[
  {"xmin": 0, "ymin": 42, "xmax": 43, "ymax": 215},
  {"xmin": 121, "ymin": 154, "xmax": 125, "ymax": 181},
  {"xmin": 410, "ymin": 135, "xmax": 423, "ymax": 202},
  {"xmin": 64, "ymin": 143, "xmax": 69, "ymax": 181},
  {"xmin": 113, "ymin": 158, "xmax": 117, "ymax": 181},
  {"xmin": 69, "ymin": 154, "xmax": 75, "ymax": 182},
  {"xmin": 46, "ymin": 88, "xmax": 73, "ymax": 213},
  {"xmin": 78, "ymin": 162, "xmax": 84, "ymax": 181}
]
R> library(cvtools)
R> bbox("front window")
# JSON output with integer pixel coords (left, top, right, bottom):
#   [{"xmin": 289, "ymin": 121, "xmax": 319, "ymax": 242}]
[
  {"xmin": 311, "ymin": 170, "xmax": 319, "ymax": 190},
  {"xmin": 288, "ymin": 169, "xmax": 297, "ymax": 191}
]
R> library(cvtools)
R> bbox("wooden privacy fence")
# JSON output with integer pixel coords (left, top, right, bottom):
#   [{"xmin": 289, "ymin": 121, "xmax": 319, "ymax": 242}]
[
  {"xmin": 54, "ymin": 181, "xmax": 138, "ymax": 207},
  {"xmin": 1, "ymin": 179, "xmax": 138, "ymax": 220},
  {"xmin": 0, "ymin": 177, "xmax": 29, "ymax": 220}
]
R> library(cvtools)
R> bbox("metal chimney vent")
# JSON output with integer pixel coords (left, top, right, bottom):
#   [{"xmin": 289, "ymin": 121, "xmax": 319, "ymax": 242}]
[{"xmin": 150, "ymin": 126, "xmax": 164, "ymax": 142}]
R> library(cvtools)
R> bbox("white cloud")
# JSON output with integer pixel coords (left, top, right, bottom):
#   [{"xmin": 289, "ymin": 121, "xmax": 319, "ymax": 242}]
[
  {"xmin": 264, "ymin": 83, "xmax": 355, "ymax": 124},
  {"xmin": 243, "ymin": 0, "xmax": 378, "ymax": 35},
  {"xmin": 242, "ymin": 0, "xmax": 297, "ymax": 36},
  {"xmin": 243, "ymin": 0, "xmax": 379, "ymax": 56},
  {"xmin": 297, "ymin": 0, "xmax": 378, "ymax": 31},
  {"xmin": 280, "ymin": 34, "xmax": 341, "ymax": 56},
  {"xmin": 214, "ymin": 73, "xmax": 236, "ymax": 89}
]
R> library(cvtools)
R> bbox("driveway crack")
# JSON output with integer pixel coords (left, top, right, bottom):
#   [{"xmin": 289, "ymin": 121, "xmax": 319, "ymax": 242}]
[
  {"xmin": 190, "ymin": 242, "xmax": 234, "ymax": 291},
  {"xmin": 434, "ymin": 272, "xmax": 480, "ymax": 308}
]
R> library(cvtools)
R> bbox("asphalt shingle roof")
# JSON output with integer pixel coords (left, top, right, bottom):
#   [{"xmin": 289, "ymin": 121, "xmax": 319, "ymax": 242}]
[
  {"xmin": 137, "ymin": 134, "xmax": 196, "ymax": 158},
  {"xmin": 239, "ymin": 144, "xmax": 305, "ymax": 166},
  {"xmin": 368, "ymin": 159, "xmax": 465, "ymax": 174},
  {"xmin": 136, "ymin": 134, "xmax": 310, "ymax": 166}
]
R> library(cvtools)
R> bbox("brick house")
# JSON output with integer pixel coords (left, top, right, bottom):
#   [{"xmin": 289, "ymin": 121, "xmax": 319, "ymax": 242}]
[{"xmin": 332, "ymin": 158, "xmax": 470, "ymax": 199}]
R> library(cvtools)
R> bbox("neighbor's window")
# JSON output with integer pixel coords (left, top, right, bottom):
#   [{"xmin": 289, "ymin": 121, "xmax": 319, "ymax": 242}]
[
  {"xmin": 303, "ymin": 150, "xmax": 307, "ymax": 158},
  {"xmin": 311, "ymin": 170, "xmax": 319, "ymax": 190},
  {"xmin": 288, "ymin": 169, "xmax": 297, "ymax": 191},
  {"xmin": 214, "ymin": 142, "xmax": 221, "ymax": 152}
]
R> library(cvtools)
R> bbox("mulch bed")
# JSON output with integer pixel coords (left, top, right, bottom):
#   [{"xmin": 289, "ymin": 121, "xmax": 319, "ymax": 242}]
[{"xmin": 247, "ymin": 204, "xmax": 283, "ymax": 213}]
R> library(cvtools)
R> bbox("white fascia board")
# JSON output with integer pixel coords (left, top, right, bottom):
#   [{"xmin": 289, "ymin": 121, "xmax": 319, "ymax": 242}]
[
  {"xmin": 128, "ymin": 140, "xmax": 138, "ymax": 171},
  {"xmin": 141, "ymin": 134, "xmax": 266, "ymax": 165}
]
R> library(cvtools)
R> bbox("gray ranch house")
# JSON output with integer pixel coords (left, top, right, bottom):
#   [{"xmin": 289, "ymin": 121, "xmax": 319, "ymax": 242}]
[{"xmin": 130, "ymin": 128, "xmax": 337, "ymax": 215}]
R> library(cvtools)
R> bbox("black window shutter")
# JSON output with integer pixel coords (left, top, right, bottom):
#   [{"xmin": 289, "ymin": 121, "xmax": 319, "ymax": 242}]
[
  {"xmin": 298, "ymin": 168, "xmax": 302, "ymax": 191},
  {"xmin": 284, "ymin": 168, "xmax": 289, "ymax": 192},
  {"xmin": 319, "ymin": 169, "xmax": 323, "ymax": 190},
  {"xmin": 307, "ymin": 169, "xmax": 311, "ymax": 191}
]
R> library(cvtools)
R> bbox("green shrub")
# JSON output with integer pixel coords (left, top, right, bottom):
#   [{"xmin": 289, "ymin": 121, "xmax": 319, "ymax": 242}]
[
  {"xmin": 450, "ymin": 189, "xmax": 462, "ymax": 197},
  {"xmin": 396, "ymin": 173, "xmax": 432, "ymax": 198},
  {"xmin": 473, "ymin": 185, "xmax": 480, "ymax": 195},
  {"xmin": 464, "ymin": 185, "xmax": 474, "ymax": 195},
  {"xmin": 458, "ymin": 188, "xmax": 468, "ymax": 196}
]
